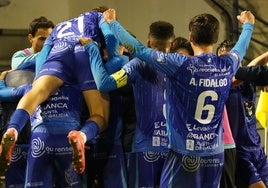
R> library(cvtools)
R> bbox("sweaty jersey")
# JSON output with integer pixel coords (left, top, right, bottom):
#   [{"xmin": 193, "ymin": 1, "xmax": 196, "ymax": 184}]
[{"xmin": 108, "ymin": 20, "xmax": 253, "ymax": 156}]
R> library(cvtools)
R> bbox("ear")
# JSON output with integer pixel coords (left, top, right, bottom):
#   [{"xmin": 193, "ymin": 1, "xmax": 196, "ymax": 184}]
[
  {"xmin": 147, "ymin": 40, "xmax": 151, "ymax": 48},
  {"xmin": 28, "ymin": 34, "xmax": 33, "ymax": 43},
  {"xmin": 189, "ymin": 32, "xmax": 193, "ymax": 42}
]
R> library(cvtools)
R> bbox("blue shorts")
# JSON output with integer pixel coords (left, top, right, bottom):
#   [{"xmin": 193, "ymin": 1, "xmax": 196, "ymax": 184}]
[
  {"xmin": 25, "ymin": 130, "xmax": 82, "ymax": 188},
  {"xmin": 5, "ymin": 144, "xmax": 28, "ymax": 188},
  {"xmin": 36, "ymin": 41, "xmax": 96, "ymax": 91},
  {"xmin": 160, "ymin": 150, "xmax": 224, "ymax": 188},
  {"xmin": 127, "ymin": 151, "xmax": 167, "ymax": 188},
  {"xmin": 85, "ymin": 143, "xmax": 127, "ymax": 188},
  {"xmin": 236, "ymin": 147, "xmax": 268, "ymax": 187}
]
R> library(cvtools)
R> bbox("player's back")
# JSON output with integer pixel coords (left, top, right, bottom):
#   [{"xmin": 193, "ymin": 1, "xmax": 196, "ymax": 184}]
[
  {"xmin": 50, "ymin": 11, "xmax": 101, "ymax": 44},
  {"xmin": 167, "ymin": 53, "xmax": 237, "ymax": 156}
]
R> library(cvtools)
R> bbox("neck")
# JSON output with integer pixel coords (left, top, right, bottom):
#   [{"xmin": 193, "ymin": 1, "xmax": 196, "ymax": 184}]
[{"xmin": 192, "ymin": 44, "xmax": 214, "ymax": 56}]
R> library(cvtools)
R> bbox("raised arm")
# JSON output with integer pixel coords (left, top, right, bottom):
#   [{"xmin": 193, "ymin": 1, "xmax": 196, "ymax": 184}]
[
  {"xmin": 103, "ymin": 9, "xmax": 153, "ymax": 61},
  {"xmin": 80, "ymin": 38, "xmax": 127, "ymax": 92},
  {"xmin": 247, "ymin": 51, "xmax": 268, "ymax": 66},
  {"xmin": 235, "ymin": 65, "xmax": 268, "ymax": 86},
  {"xmin": 230, "ymin": 11, "xmax": 255, "ymax": 62},
  {"xmin": 234, "ymin": 50, "xmax": 268, "ymax": 85},
  {"xmin": 104, "ymin": 9, "xmax": 254, "ymax": 77},
  {"xmin": 35, "ymin": 35, "xmax": 53, "ymax": 74}
]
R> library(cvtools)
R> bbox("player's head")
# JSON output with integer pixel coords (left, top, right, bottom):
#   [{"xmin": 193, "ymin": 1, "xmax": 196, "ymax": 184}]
[
  {"xmin": 216, "ymin": 39, "xmax": 235, "ymax": 56},
  {"xmin": 188, "ymin": 13, "xmax": 219, "ymax": 46},
  {"xmin": 28, "ymin": 16, "xmax": 54, "ymax": 53},
  {"xmin": 92, "ymin": 5, "xmax": 109, "ymax": 13},
  {"xmin": 147, "ymin": 21, "xmax": 175, "ymax": 52},
  {"xmin": 170, "ymin": 37, "xmax": 194, "ymax": 56}
]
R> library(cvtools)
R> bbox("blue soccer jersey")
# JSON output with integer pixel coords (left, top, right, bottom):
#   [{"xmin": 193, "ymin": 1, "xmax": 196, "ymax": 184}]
[
  {"xmin": 124, "ymin": 58, "xmax": 168, "ymax": 152},
  {"xmin": 50, "ymin": 11, "xmax": 102, "ymax": 45},
  {"xmin": 226, "ymin": 82, "xmax": 262, "ymax": 147},
  {"xmin": 83, "ymin": 43, "xmax": 169, "ymax": 152},
  {"xmin": 84, "ymin": 43, "xmax": 168, "ymax": 187},
  {"xmin": 226, "ymin": 82, "xmax": 268, "ymax": 187},
  {"xmin": 108, "ymin": 20, "xmax": 254, "ymax": 157}
]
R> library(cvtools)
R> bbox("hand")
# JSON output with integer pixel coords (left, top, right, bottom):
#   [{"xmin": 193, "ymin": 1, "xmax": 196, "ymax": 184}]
[
  {"xmin": 103, "ymin": 8, "xmax": 116, "ymax": 23},
  {"xmin": 0, "ymin": 70, "xmax": 10, "ymax": 80},
  {"xmin": 78, "ymin": 37, "xmax": 93, "ymax": 46},
  {"xmin": 237, "ymin": 10, "xmax": 255, "ymax": 24}
]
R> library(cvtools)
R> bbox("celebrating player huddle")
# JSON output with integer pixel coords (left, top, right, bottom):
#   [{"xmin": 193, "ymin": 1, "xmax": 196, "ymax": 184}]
[{"xmin": 0, "ymin": 5, "xmax": 266, "ymax": 188}]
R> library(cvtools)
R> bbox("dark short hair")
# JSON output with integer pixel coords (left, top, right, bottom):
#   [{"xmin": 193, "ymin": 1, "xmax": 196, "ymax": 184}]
[
  {"xmin": 170, "ymin": 37, "xmax": 194, "ymax": 55},
  {"xmin": 189, "ymin": 13, "xmax": 219, "ymax": 45},
  {"xmin": 92, "ymin": 5, "xmax": 109, "ymax": 13},
  {"xmin": 148, "ymin": 21, "xmax": 175, "ymax": 40},
  {"xmin": 28, "ymin": 16, "xmax": 54, "ymax": 36},
  {"xmin": 216, "ymin": 39, "xmax": 235, "ymax": 55}
]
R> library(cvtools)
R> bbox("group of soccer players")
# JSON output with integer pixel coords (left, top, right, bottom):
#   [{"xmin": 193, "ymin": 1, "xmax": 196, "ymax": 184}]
[{"xmin": 0, "ymin": 5, "xmax": 267, "ymax": 188}]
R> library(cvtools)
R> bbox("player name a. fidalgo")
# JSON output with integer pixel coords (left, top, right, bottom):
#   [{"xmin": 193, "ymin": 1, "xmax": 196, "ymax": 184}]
[{"xmin": 189, "ymin": 78, "xmax": 228, "ymax": 87}]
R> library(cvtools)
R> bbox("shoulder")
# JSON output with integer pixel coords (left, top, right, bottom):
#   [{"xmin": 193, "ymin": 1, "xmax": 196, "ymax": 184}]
[{"xmin": 12, "ymin": 48, "xmax": 33, "ymax": 57}]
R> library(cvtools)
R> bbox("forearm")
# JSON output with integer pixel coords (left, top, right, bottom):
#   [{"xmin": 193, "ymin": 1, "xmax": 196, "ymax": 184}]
[
  {"xmin": 235, "ymin": 66, "xmax": 268, "ymax": 85},
  {"xmin": 35, "ymin": 35, "xmax": 53, "ymax": 74},
  {"xmin": 17, "ymin": 59, "xmax": 36, "ymax": 71},
  {"xmin": 231, "ymin": 23, "xmax": 254, "ymax": 61},
  {"xmin": 247, "ymin": 51, "xmax": 268, "ymax": 66},
  {"xmin": 85, "ymin": 43, "xmax": 127, "ymax": 92},
  {"xmin": 0, "ymin": 80, "xmax": 25, "ymax": 101},
  {"xmin": 35, "ymin": 43, "xmax": 52, "ymax": 74},
  {"xmin": 100, "ymin": 20, "xmax": 119, "ymax": 58},
  {"xmin": 109, "ymin": 20, "xmax": 153, "ymax": 61}
]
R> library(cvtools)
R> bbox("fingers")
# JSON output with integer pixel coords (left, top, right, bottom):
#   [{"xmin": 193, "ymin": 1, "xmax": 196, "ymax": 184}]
[
  {"xmin": 0, "ymin": 70, "xmax": 9, "ymax": 80},
  {"xmin": 237, "ymin": 10, "xmax": 255, "ymax": 24},
  {"xmin": 103, "ymin": 8, "xmax": 116, "ymax": 23},
  {"xmin": 78, "ymin": 37, "xmax": 93, "ymax": 46}
]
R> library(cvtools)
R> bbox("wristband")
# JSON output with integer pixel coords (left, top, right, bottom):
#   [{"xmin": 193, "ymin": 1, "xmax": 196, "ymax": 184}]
[
  {"xmin": 80, "ymin": 120, "xmax": 99, "ymax": 142},
  {"xmin": 8, "ymin": 109, "xmax": 30, "ymax": 133}
]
